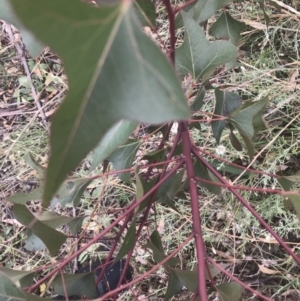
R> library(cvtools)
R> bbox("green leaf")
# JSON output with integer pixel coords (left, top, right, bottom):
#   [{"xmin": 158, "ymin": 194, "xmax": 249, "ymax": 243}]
[
  {"xmin": 0, "ymin": 272, "xmax": 26, "ymax": 301},
  {"xmin": 135, "ymin": 169, "xmax": 144, "ymax": 201},
  {"xmin": 8, "ymin": 185, "xmax": 44, "ymax": 205},
  {"xmin": 175, "ymin": 0, "xmax": 233, "ymax": 26},
  {"xmin": 137, "ymin": 177, "xmax": 157, "ymax": 212},
  {"xmin": 229, "ymin": 98, "xmax": 268, "ymax": 139},
  {"xmin": 24, "ymin": 153, "xmax": 45, "ymax": 178},
  {"xmin": 205, "ymin": 263, "xmax": 230, "ymax": 280},
  {"xmin": 280, "ymin": 171, "xmax": 300, "ymax": 183},
  {"xmin": 149, "ymin": 230, "xmax": 164, "ymax": 252},
  {"xmin": 156, "ymin": 169, "xmax": 185, "ymax": 212},
  {"xmin": 53, "ymin": 272, "xmax": 98, "ymax": 299},
  {"xmin": 194, "ymin": 160, "xmax": 221, "ymax": 195},
  {"xmin": 285, "ymin": 194, "xmax": 300, "ymax": 221},
  {"xmin": 143, "ymin": 149, "xmax": 167, "ymax": 164},
  {"xmin": 108, "ymin": 139, "xmax": 142, "ymax": 183},
  {"xmin": 134, "ymin": 0, "xmax": 156, "ymax": 28},
  {"xmin": 165, "ymin": 269, "xmax": 183, "ymax": 301},
  {"xmin": 0, "ymin": 267, "xmax": 35, "ymax": 288},
  {"xmin": 216, "ymin": 282, "xmax": 243, "ymax": 301},
  {"xmin": 34, "ymin": 210, "xmax": 76, "ymax": 228},
  {"xmin": 115, "ymin": 219, "xmax": 136, "ymax": 261},
  {"xmin": 210, "ymin": 159, "xmax": 250, "ymax": 176},
  {"xmin": 91, "ymin": 120, "xmax": 138, "ymax": 170},
  {"xmin": 191, "ymin": 86, "xmax": 205, "ymax": 112},
  {"xmin": 25, "ymin": 231, "xmax": 47, "ymax": 252},
  {"xmin": 209, "ymin": 12, "xmax": 246, "ymax": 46},
  {"xmin": 10, "ymin": 0, "xmax": 190, "ymax": 205},
  {"xmin": 229, "ymin": 128, "xmax": 243, "ymax": 151},
  {"xmin": 0, "ymin": 1, "xmax": 43, "ymax": 57},
  {"xmin": 257, "ymin": 0, "xmax": 270, "ymax": 26},
  {"xmin": 13, "ymin": 204, "xmax": 67, "ymax": 256},
  {"xmin": 176, "ymin": 11, "xmax": 237, "ymax": 80},
  {"xmin": 68, "ymin": 217, "xmax": 85, "ymax": 235},
  {"xmin": 212, "ymin": 89, "xmax": 243, "ymax": 143},
  {"xmin": 145, "ymin": 230, "xmax": 179, "ymax": 267},
  {"xmin": 278, "ymin": 177, "xmax": 294, "ymax": 191},
  {"xmin": 171, "ymin": 269, "xmax": 198, "ymax": 292},
  {"xmin": 51, "ymin": 177, "xmax": 94, "ymax": 208},
  {"xmin": 24, "ymin": 293, "xmax": 52, "ymax": 301},
  {"xmin": 228, "ymin": 97, "xmax": 268, "ymax": 159}
]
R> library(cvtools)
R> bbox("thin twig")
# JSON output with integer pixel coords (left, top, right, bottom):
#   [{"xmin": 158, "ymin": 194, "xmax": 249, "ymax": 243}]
[
  {"xmin": 207, "ymin": 257, "xmax": 273, "ymax": 301},
  {"xmin": 4, "ymin": 23, "xmax": 48, "ymax": 130},
  {"xmin": 192, "ymin": 146, "xmax": 300, "ymax": 266}
]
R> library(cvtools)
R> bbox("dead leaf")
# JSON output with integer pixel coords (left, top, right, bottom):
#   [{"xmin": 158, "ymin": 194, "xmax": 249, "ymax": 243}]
[
  {"xmin": 258, "ymin": 264, "xmax": 280, "ymax": 275},
  {"xmin": 216, "ymin": 250, "xmax": 243, "ymax": 264}
]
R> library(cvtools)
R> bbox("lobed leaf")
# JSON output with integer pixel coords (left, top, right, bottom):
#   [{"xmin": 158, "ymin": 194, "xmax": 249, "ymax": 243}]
[
  {"xmin": 10, "ymin": 0, "xmax": 189, "ymax": 206},
  {"xmin": 176, "ymin": 11, "xmax": 237, "ymax": 80}
]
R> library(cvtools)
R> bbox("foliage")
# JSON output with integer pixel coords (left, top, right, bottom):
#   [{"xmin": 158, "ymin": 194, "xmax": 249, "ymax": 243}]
[{"xmin": 1, "ymin": 0, "xmax": 300, "ymax": 300}]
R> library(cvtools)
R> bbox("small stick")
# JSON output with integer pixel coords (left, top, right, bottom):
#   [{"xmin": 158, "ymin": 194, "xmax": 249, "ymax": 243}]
[{"xmin": 4, "ymin": 23, "xmax": 49, "ymax": 130}]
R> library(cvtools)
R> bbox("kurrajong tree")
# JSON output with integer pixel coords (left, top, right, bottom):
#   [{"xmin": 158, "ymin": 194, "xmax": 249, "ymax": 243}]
[{"xmin": 1, "ymin": 0, "xmax": 300, "ymax": 300}]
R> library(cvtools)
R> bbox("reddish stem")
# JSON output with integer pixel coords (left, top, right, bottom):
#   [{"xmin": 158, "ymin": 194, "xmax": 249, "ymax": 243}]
[
  {"xmin": 181, "ymin": 122, "xmax": 208, "ymax": 300},
  {"xmin": 27, "ymin": 160, "xmax": 184, "ymax": 293},
  {"xmin": 192, "ymin": 146, "xmax": 300, "ymax": 265},
  {"xmin": 195, "ymin": 176, "xmax": 300, "ymax": 195},
  {"xmin": 162, "ymin": 0, "xmax": 176, "ymax": 63}
]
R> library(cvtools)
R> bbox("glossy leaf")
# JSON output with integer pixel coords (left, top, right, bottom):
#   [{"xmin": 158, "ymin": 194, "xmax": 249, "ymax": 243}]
[
  {"xmin": 229, "ymin": 98, "xmax": 268, "ymax": 139},
  {"xmin": 172, "ymin": 269, "xmax": 198, "ymax": 292},
  {"xmin": 216, "ymin": 282, "xmax": 243, "ymax": 301},
  {"xmin": 212, "ymin": 89, "xmax": 243, "ymax": 143},
  {"xmin": 191, "ymin": 86, "xmax": 205, "ymax": 112},
  {"xmin": 176, "ymin": 12, "xmax": 237, "ymax": 80},
  {"xmin": 137, "ymin": 177, "xmax": 157, "ymax": 212},
  {"xmin": 176, "ymin": 0, "xmax": 233, "ymax": 27},
  {"xmin": 229, "ymin": 129, "xmax": 243, "ymax": 151},
  {"xmin": 134, "ymin": 0, "xmax": 156, "ymax": 28},
  {"xmin": 143, "ymin": 149, "xmax": 167, "ymax": 164},
  {"xmin": 285, "ymin": 194, "xmax": 300, "ymax": 221},
  {"xmin": 205, "ymin": 263, "xmax": 230, "ymax": 279},
  {"xmin": 68, "ymin": 217, "xmax": 85, "ymax": 235},
  {"xmin": 135, "ymin": 169, "xmax": 144, "ymax": 201},
  {"xmin": 10, "ymin": 0, "xmax": 189, "ymax": 205},
  {"xmin": 108, "ymin": 139, "xmax": 142, "ymax": 183},
  {"xmin": 281, "ymin": 171, "xmax": 300, "ymax": 183},
  {"xmin": 257, "ymin": 0, "xmax": 270, "ymax": 26},
  {"xmin": 91, "ymin": 120, "xmax": 138, "ymax": 170},
  {"xmin": 209, "ymin": 12, "xmax": 246, "ymax": 46},
  {"xmin": 229, "ymin": 97, "xmax": 268, "ymax": 159},
  {"xmin": 24, "ymin": 152, "xmax": 45, "ymax": 178},
  {"xmin": 13, "ymin": 204, "xmax": 67, "ymax": 256},
  {"xmin": 0, "ymin": 267, "xmax": 35, "ymax": 288},
  {"xmin": 210, "ymin": 159, "xmax": 250, "ymax": 176},
  {"xmin": 156, "ymin": 169, "xmax": 185, "ymax": 211},
  {"xmin": 25, "ymin": 231, "xmax": 47, "ymax": 252},
  {"xmin": 51, "ymin": 177, "xmax": 94, "ymax": 208},
  {"xmin": 165, "ymin": 269, "xmax": 183, "ymax": 300},
  {"xmin": 53, "ymin": 272, "xmax": 97, "ymax": 299},
  {"xmin": 115, "ymin": 219, "xmax": 136, "ymax": 261},
  {"xmin": 194, "ymin": 160, "xmax": 221, "ymax": 195},
  {"xmin": 145, "ymin": 230, "xmax": 179, "ymax": 267},
  {"xmin": 0, "ymin": 272, "xmax": 26, "ymax": 301},
  {"xmin": 8, "ymin": 185, "xmax": 44, "ymax": 205},
  {"xmin": 0, "ymin": 0, "xmax": 43, "ymax": 57}
]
